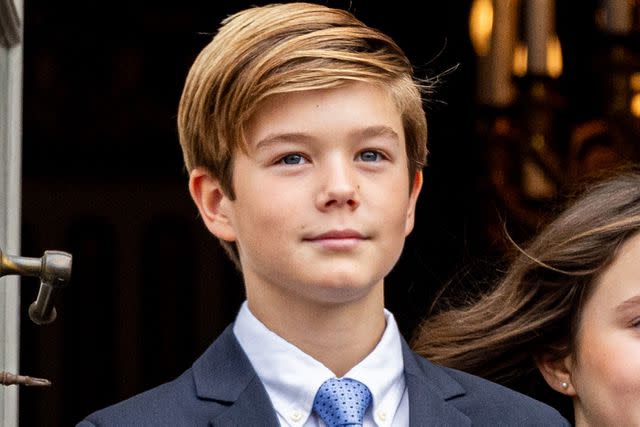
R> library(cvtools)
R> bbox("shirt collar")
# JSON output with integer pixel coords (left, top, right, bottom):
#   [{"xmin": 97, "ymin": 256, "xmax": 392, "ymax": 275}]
[
  {"xmin": 344, "ymin": 309, "xmax": 405, "ymax": 423},
  {"xmin": 233, "ymin": 301, "xmax": 405, "ymax": 426}
]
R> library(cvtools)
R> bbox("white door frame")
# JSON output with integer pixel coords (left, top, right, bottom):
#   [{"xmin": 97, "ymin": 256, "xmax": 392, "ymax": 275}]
[{"xmin": 0, "ymin": 0, "xmax": 23, "ymax": 425}]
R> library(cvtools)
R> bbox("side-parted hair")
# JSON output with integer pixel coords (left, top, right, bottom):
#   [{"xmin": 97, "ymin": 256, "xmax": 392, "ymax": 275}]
[
  {"xmin": 177, "ymin": 2, "xmax": 429, "ymax": 265},
  {"xmin": 412, "ymin": 171, "xmax": 640, "ymax": 387}
]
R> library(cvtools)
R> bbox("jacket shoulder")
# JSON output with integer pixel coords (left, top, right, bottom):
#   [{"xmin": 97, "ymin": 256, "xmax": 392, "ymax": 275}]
[
  {"xmin": 77, "ymin": 325, "xmax": 266, "ymax": 426},
  {"xmin": 77, "ymin": 369, "xmax": 224, "ymax": 426},
  {"xmin": 410, "ymin": 352, "xmax": 569, "ymax": 426}
]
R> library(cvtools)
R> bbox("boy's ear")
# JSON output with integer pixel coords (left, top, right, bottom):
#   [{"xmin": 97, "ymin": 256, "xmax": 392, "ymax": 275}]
[
  {"xmin": 404, "ymin": 170, "xmax": 423, "ymax": 236},
  {"xmin": 188, "ymin": 168, "xmax": 237, "ymax": 242},
  {"xmin": 535, "ymin": 354, "xmax": 577, "ymax": 396}
]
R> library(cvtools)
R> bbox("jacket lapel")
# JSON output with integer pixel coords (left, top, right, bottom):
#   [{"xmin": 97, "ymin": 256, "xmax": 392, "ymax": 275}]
[
  {"xmin": 209, "ymin": 375, "xmax": 280, "ymax": 427},
  {"xmin": 191, "ymin": 325, "xmax": 471, "ymax": 426},
  {"xmin": 191, "ymin": 325, "xmax": 279, "ymax": 427},
  {"xmin": 402, "ymin": 338, "xmax": 472, "ymax": 426}
]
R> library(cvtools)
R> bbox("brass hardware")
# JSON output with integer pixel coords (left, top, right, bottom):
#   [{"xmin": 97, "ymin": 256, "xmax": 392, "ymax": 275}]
[
  {"xmin": 0, "ymin": 371, "xmax": 51, "ymax": 387},
  {"xmin": 0, "ymin": 248, "xmax": 72, "ymax": 325},
  {"xmin": 1, "ymin": 247, "xmax": 72, "ymax": 387}
]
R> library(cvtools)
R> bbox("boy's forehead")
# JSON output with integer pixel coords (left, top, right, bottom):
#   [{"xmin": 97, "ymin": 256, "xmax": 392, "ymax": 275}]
[{"xmin": 243, "ymin": 83, "xmax": 405, "ymax": 149}]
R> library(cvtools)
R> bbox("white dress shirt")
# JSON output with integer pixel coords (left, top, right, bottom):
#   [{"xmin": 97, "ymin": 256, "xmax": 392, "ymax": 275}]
[{"xmin": 233, "ymin": 301, "xmax": 409, "ymax": 427}]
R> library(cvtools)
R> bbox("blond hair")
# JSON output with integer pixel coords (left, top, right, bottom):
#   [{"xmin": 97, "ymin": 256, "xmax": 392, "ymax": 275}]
[{"xmin": 177, "ymin": 2, "xmax": 429, "ymax": 265}]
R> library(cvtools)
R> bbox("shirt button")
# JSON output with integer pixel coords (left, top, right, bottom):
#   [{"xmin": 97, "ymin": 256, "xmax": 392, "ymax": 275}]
[
  {"xmin": 376, "ymin": 409, "xmax": 387, "ymax": 422},
  {"xmin": 290, "ymin": 410, "xmax": 303, "ymax": 422}
]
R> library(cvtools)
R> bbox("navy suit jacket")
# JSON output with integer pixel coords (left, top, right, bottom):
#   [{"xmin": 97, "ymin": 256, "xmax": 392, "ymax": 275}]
[{"xmin": 78, "ymin": 325, "xmax": 569, "ymax": 426}]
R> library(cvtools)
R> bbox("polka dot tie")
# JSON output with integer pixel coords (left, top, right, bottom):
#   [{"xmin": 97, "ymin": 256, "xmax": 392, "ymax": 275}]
[{"xmin": 312, "ymin": 378, "xmax": 372, "ymax": 427}]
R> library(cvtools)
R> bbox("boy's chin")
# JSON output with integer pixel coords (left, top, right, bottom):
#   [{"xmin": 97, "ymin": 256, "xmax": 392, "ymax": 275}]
[{"xmin": 301, "ymin": 281, "xmax": 383, "ymax": 306}]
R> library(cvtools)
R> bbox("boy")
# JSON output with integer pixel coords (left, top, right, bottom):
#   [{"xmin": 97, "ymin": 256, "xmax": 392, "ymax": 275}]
[{"xmin": 79, "ymin": 3, "xmax": 568, "ymax": 425}]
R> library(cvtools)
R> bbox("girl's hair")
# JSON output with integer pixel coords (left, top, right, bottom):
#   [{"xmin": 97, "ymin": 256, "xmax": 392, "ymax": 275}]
[{"xmin": 412, "ymin": 171, "xmax": 640, "ymax": 389}]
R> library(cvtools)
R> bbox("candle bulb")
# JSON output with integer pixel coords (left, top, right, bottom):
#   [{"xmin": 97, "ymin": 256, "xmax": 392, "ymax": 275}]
[{"xmin": 525, "ymin": 0, "xmax": 555, "ymax": 75}]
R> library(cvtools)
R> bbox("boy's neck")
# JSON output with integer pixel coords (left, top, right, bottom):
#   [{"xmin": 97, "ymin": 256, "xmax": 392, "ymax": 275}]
[{"xmin": 246, "ymin": 283, "xmax": 386, "ymax": 377}]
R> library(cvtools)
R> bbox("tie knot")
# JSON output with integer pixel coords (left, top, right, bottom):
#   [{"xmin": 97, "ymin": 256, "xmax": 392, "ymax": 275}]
[{"xmin": 313, "ymin": 378, "xmax": 372, "ymax": 427}]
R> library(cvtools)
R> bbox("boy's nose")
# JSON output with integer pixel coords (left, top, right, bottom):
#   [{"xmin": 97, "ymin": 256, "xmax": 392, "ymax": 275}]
[{"xmin": 315, "ymin": 162, "xmax": 360, "ymax": 211}]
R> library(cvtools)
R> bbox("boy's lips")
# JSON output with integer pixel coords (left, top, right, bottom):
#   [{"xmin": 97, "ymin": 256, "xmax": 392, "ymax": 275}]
[
  {"xmin": 307, "ymin": 229, "xmax": 365, "ymax": 240},
  {"xmin": 303, "ymin": 229, "xmax": 367, "ymax": 250}
]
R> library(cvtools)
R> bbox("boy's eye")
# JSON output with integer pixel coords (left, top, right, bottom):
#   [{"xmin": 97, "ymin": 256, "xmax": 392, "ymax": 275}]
[
  {"xmin": 358, "ymin": 150, "xmax": 382, "ymax": 162},
  {"xmin": 279, "ymin": 154, "xmax": 307, "ymax": 165}
]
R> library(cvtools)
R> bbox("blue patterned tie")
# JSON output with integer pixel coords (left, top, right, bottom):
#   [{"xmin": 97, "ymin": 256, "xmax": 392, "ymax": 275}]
[{"xmin": 312, "ymin": 378, "xmax": 372, "ymax": 427}]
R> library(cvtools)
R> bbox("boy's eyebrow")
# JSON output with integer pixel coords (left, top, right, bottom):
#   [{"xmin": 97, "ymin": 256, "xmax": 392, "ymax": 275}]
[
  {"xmin": 254, "ymin": 133, "xmax": 316, "ymax": 151},
  {"xmin": 254, "ymin": 126, "xmax": 400, "ymax": 151},
  {"xmin": 349, "ymin": 125, "xmax": 400, "ymax": 146}
]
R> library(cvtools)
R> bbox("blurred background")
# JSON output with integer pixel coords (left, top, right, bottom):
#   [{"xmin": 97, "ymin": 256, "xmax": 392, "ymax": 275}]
[{"xmin": 2, "ymin": 0, "xmax": 639, "ymax": 424}]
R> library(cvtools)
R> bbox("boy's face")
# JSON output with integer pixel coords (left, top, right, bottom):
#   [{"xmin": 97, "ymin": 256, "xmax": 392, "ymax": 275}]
[{"xmin": 202, "ymin": 82, "xmax": 421, "ymax": 306}]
